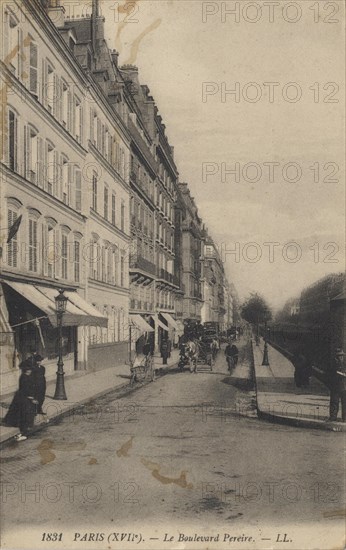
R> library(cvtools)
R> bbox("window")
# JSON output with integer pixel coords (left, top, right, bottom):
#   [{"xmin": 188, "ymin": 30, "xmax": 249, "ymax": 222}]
[
  {"xmin": 74, "ymin": 240, "xmax": 80, "ymax": 283},
  {"xmin": 29, "ymin": 218, "xmax": 38, "ymax": 272},
  {"xmin": 46, "ymin": 64, "xmax": 54, "ymax": 113},
  {"xmin": 92, "ymin": 173, "xmax": 97, "ymax": 211},
  {"xmin": 107, "ymin": 247, "xmax": 112, "ymax": 283},
  {"xmin": 47, "ymin": 142, "xmax": 56, "ymax": 195},
  {"xmin": 61, "ymin": 233, "xmax": 68, "ymax": 279},
  {"xmin": 61, "ymin": 81, "xmax": 69, "ymax": 128},
  {"xmin": 75, "ymin": 169, "xmax": 82, "ymax": 212},
  {"xmin": 46, "ymin": 224, "xmax": 56, "ymax": 278},
  {"xmin": 75, "ymin": 97, "xmax": 82, "ymax": 142},
  {"xmin": 121, "ymin": 200, "xmax": 125, "ymax": 232},
  {"xmin": 29, "ymin": 40, "xmax": 38, "ymax": 96},
  {"xmin": 112, "ymin": 248, "xmax": 118, "ymax": 285},
  {"xmin": 101, "ymin": 246, "xmax": 106, "ymax": 282},
  {"xmin": 111, "ymin": 194, "xmax": 116, "ymax": 226},
  {"xmin": 89, "ymin": 240, "xmax": 97, "ymax": 280},
  {"xmin": 5, "ymin": 9, "xmax": 20, "ymax": 76},
  {"xmin": 120, "ymin": 253, "xmax": 125, "ymax": 287},
  {"xmin": 25, "ymin": 126, "xmax": 38, "ymax": 183},
  {"xmin": 92, "ymin": 113, "xmax": 97, "ymax": 146},
  {"xmin": 62, "ymin": 157, "xmax": 70, "ymax": 205},
  {"xmin": 7, "ymin": 207, "xmax": 18, "ymax": 267},
  {"xmin": 104, "ymin": 186, "xmax": 108, "ymax": 220},
  {"xmin": 8, "ymin": 109, "xmax": 17, "ymax": 171}
]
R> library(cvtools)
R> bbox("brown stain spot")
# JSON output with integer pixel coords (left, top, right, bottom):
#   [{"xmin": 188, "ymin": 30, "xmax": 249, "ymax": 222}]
[
  {"xmin": 124, "ymin": 18, "xmax": 162, "ymax": 65},
  {"xmin": 88, "ymin": 458, "xmax": 98, "ymax": 465},
  {"xmin": 323, "ymin": 508, "xmax": 346, "ymax": 519},
  {"xmin": 115, "ymin": 1, "xmax": 140, "ymax": 50},
  {"xmin": 37, "ymin": 439, "xmax": 55, "ymax": 465},
  {"xmin": 37, "ymin": 439, "xmax": 86, "ymax": 465},
  {"xmin": 141, "ymin": 457, "xmax": 193, "ymax": 489},
  {"xmin": 116, "ymin": 437, "xmax": 133, "ymax": 457}
]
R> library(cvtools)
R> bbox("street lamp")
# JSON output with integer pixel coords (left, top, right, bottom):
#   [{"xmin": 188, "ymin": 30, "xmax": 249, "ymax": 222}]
[
  {"xmin": 54, "ymin": 289, "xmax": 68, "ymax": 400},
  {"xmin": 262, "ymin": 319, "xmax": 269, "ymax": 366}
]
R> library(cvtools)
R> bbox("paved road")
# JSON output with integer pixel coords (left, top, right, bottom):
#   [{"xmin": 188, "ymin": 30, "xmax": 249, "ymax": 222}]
[{"xmin": 1, "ymin": 340, "xmax": 344, "ymax": 549}]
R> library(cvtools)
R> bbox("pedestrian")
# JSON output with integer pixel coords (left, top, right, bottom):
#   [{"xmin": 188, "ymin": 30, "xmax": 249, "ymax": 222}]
[
  {"xmin": 293, "ymin": 352, "xmax": 311, "ymax": 389},
  {"xmin": 328, "ymin": 348, "xmax": 346, "ymax": 422},
  {"xmin": 161, "ymin": 339, "xmax": 169, "ymax": 365},
  {"xmin": 225, "ymin": 341, "xmax": 238, "ymax": 370},
  {"xmin": 32, "ymin": 355, "xmax": 47, "ymax": 416},
  {"xmin": 3, "ymin": 363, "xmax": 38, "ymax": 441}
]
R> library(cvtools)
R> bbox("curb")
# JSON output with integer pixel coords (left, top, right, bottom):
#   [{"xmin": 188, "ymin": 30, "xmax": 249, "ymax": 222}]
[
  {"xmin": 0, "ymin": 362, "xmax": 179, "ymax": 448},
  {"xmin": 257, "ymin": 408, "xmax": 346, "ymax": 432},
  {"xmin": 250, "ymin": 341, "xmax": 346, "ymax": 433}
]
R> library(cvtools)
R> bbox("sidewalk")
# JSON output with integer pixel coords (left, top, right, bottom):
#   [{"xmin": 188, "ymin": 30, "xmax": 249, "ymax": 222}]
[
  {"xmin": 252, "ymin": 339, "xmax": 346, "ymax": 432},
  {"xmin": 0, "ymin": 349, "xmax": 179, "ymax": 445}
]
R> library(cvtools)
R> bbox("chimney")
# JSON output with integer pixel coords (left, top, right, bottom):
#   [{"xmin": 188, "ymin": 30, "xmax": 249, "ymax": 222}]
[
  {"xmin": 47, "ymin": 0, "xmax": 66, "ymax": 28},
  {"xmin": 111, "ymin": 49, "xmax": 119, "ymax": 67}
]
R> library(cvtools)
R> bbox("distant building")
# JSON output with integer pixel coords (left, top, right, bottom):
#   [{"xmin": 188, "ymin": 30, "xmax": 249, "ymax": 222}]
[{"xmin": 179, "ymin": 184, "xmax": 203, "ymax": 322}]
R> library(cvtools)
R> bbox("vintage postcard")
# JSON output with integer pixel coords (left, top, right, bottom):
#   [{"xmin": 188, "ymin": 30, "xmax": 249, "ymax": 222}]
[{"xmin": 0, "ymin": 1, "xmax": 345, "ymax": 549}]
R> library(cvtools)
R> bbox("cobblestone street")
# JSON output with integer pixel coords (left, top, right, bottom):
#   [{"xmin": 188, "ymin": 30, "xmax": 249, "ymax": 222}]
[{"xmin": 1, "ymin": 342, "xmax": 344, "ymax": 549}]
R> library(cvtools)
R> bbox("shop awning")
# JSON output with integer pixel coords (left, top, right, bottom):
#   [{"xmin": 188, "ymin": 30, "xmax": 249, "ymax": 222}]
[
  {"xmin": 160, "ymin": 312, "xmax": 179, "ymax": 330},
  {"xmin": 4, "ymin": 281, "xmax": 108, "ymax": 328},
  {"xmin": 156, "ymin": 317, "xmax": 169, "ymax": 331},
  {"xmin": 129, "ymin": 314, "xmax": 154, "ymax": 333}
]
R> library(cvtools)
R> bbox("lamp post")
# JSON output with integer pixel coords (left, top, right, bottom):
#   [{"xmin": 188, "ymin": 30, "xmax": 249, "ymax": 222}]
[
  {"xmin": 54, "ymin": 289, "xmax": 68, "ymax": 400},
  {"xmin": 262, "ymin": 319, "xmax": 269, "ymax": 366}
]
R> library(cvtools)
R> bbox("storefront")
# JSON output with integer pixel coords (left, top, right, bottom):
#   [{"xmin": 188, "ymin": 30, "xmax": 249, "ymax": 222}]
[{"xmin": 0, "ymin": 280, "xmax": 108, "ymax": 395}]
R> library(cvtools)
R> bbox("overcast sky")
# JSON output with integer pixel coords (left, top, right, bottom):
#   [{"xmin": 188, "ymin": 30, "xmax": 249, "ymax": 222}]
[{"xmin": 94, "ymin": 0, "xmax": 345, "ymax": 310}]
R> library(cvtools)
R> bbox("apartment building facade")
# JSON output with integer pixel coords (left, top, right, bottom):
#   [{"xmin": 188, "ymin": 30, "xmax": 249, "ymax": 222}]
[{"xmin": 0, "ymin": 0, "xmax": 131, "ymax": 393}]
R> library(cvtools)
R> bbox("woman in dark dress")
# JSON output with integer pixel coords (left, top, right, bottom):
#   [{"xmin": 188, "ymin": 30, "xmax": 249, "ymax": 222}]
[
  {"xmin": 4, "ymin": 364, "xmax": 37, "ymax": 441},
  {"xmin": 32, "ymin": 355, "xmax": 47, "ymax": 415}
]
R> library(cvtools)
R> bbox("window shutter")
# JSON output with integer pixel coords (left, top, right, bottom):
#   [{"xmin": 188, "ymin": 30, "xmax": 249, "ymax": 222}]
[
  {"xmin": 37, "ymin": 136, "xmax": 43, "ymax": 187},
  {"xmin": 23, "ymin": 125, "xmax": 29, "ymax": 179},
  {"xmin": 41, "ymin": 58, "xmax": 46, "ymax": 106},
  {"xmin": 29, "ymin": 41, "xmax": 38, "ymax": 95},
  {"xmin": 67, "ymin": 91, "xmax": 72, "ymax": 132},
  {"xmin": 3, "ymin": 10, "xmax": 9, "ymax": 62},
  {"xmin": 7, "ymin": 208, "xmax": 18, "ymax": 267},
  {"xmin": 42, "ymin": 224, "xmax": 48, "ymax": 276},
  {"xmin": 53, "ymin": 150, "xmax": 59, "ymax": 197},
  {"xmin": 75, "ymin": 169, "xmax": 82, "ymax": 212},
  {"xmin": 55, "ymin": 228, "xmax": 61, "ymax": 278},
  {"xmin": 67, "ymin": 162, "xmax": 72, "ymax": 205},
  {"xmin": 53, "ymin": 74, "xmax": 59, "ymax": 118},
  {"xmin": 90, "ymin": 108, "xmax": 93, "ymax": 142},
  {"xmin": 79, "ymin": 105, "xmax": 83, "ymax": 144},
  {"xmin": 18, "ymin": 28, "xmax": 23, "ymax": 81}
]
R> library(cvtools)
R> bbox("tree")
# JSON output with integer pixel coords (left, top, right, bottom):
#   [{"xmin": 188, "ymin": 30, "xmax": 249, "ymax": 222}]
[{"xmin": 241, "ymin": 292, "xmax": 272, "ymax": 325}]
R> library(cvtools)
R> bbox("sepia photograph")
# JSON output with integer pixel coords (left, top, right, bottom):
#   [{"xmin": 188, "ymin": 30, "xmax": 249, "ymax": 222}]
[{"xmin": 0, "ymin": 1, "xmax": 345, "ymax": 549}]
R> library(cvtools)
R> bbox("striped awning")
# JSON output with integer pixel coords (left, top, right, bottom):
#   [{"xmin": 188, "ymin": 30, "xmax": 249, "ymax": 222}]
[{"xmin": 4, "ymin": 281, "xmax": 108, "ymax": 328}]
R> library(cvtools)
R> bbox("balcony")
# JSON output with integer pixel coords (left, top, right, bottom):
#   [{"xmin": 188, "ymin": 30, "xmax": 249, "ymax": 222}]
[
  {"xmin": 129, "ymin": 255, "xmax": 156, "ymax": 276},
  {"xmin": 157, "ymin": 268, "xmax": 173, "ymax": 284}
]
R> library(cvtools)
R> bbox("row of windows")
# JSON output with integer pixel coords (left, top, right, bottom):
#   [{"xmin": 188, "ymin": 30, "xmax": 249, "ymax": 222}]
[
  {"xmin": 6, "ymin": 205, "xmax": 81, "ymax": 283},
  {"xmin": 130, "ymin": 155, "xmax": 155, "ymax": 202},
  {"xmin": 3, "ymin": 6, "xmax": 84, "ymax": 144},
  {"xmin": 6, "ymin": 203, "xmax": 127, "ymax": 289},
  {"xmin": 91, "ymin": 177, "xmax": 126, "ymax": 232},
  {"xmin": 89, "ymin": 241, "xmax": 125, "ymax": 287},
  {"xmin": 158, "ymin": 162, "xmax": 175, "ymax": 198},
  {"xmin": 90, "ymin": 109, "xmax": 127, "ymax": 180},
  {"xmin": 130, "ymin": 196, "xmax": 154, "ymax": 239},
  {"xmin": 5, "ymin": 109, "xmax": 82, "ymax": 210}
]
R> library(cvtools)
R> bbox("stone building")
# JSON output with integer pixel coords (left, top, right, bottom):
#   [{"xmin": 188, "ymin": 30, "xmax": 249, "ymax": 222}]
[
  {"xmin": 201, "ymin": 232, "xmax": 226, "ymax": 329},
  {"xmin": 0, "ymin": 0, "xmax": 131, "ymax": 393},
  {"xmin": 178, "ymin": 183, "xmax": 204, "ymax": 323}
]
